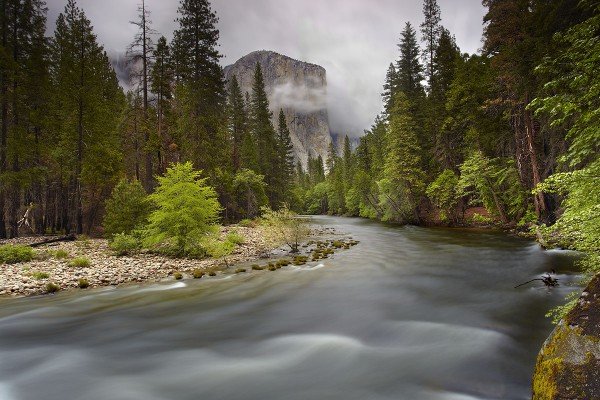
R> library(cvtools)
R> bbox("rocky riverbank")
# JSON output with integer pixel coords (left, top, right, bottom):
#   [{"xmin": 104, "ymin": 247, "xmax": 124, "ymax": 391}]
[
  {"xmin": 0, "ymin": 226, "xmax": 272, "ymax": 298},
  {"xmin": 532, "ymin": 274, "xmax": 600, "ymax": 399}
]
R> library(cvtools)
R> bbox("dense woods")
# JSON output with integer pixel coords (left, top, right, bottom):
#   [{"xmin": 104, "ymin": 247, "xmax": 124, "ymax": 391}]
[
  {"xmin": 297, "ymin": 0, "xmax": 599, "ymax": 282},
  {"xmin": 0, "ymin": 0, "xmax": 598, "ymax": 283}
]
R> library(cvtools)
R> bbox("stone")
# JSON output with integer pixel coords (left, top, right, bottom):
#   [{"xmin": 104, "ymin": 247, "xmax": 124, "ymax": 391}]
[
  {"xmin": 532, "ymin": 274, "xmax": 600, "ymax": 399},
  {"xmin": 224, "ymin": 50, "xmax": 332, "ymax": 169}
]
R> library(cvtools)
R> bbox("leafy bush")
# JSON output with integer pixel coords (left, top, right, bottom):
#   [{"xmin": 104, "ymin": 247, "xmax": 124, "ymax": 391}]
[
  {"xmin": 109, "ymin": 233, "xmax": 140, "ymax": 256},
  {"xmin": 31, "ymin": 271, "xmax": 49, "ymax": 280},
  {"xmin": 232, "ymin": 169, "xmax": 269, "ymax": 219},
  {"xmin": 142, "ymin": 162, "xmax": 222, "ymax": 257},
  {"xmin": 103, "ymin": 179, "xmax": 152, "ymax": 238},
  {"xmin": 0, "ymin": 245, "xmax": 35, "ymax": 264},
  {"xmin": 225, "ymin": 231, "xmax": 245, "ymax": 245},
  {"xmin": 427, "ymin": 169, "xmax": 459, "ymax": 223},
  {"xmin": 78, "ymin": 278, "xmax": 90, "ymax": 289},
  {"xmin": 260, "ymin": 205, "xmax": 310, "ymax": 253},
  {"xmin": 471, "ymin": 213, "xmax": 493, "ymax": 225},
  {"xmin": 68, "ymin": 257, "xmax": 91, "ymax": 268}
]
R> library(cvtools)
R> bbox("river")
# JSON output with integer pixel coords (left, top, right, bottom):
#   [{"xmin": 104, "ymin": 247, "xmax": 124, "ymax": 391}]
[{"xmin": 0, "ymin": 216, "xmax": 580, "ymax": 400}]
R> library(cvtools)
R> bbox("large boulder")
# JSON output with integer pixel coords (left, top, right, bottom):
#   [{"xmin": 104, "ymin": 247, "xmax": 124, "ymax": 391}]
[{"xmin": 532, "ymin": 274, "xmax": 600, "ymax": 399}]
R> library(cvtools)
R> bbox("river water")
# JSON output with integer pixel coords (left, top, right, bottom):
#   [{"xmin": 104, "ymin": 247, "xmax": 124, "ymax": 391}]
[{"xmin": 0, "ymin": 217, "xmax": 580, "ymax": 400}]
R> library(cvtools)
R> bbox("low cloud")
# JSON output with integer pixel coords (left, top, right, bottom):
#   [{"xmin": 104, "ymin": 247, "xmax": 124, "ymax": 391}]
[{"xmin": 271, "ymin": 80, "xmax": 327, "ymax": 114}]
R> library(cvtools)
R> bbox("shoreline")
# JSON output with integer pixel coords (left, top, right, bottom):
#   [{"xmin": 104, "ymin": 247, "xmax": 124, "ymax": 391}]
[{"xmin": 0, "ymin": 226, "xmax": 274, "ymax": 298}]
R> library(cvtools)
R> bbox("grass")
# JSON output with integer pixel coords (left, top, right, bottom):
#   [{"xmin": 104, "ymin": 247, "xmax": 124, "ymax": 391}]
[
  {"xmin": 226, "ymin": 231, "xmax": 245, "ymax": 245},
  {"xmin": 0, "ymin": 245, "xmax": 35, "ymax": 264},
  {"xmin": 78, "ymin": 278, "xmax": 90, "ymax": 289},
  {"xmin": 53, "ymin": 249, "xmax": 70, "ymax": 259},
  {"xmin": 68, "ymin": 257, "xmax": 91, "ymax": 268},
  {"xmin": 31, "ymin": 271, "xmax": 49, "ymax": 280}
]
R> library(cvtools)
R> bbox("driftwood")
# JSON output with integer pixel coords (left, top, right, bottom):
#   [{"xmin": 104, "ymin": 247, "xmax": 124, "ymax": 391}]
[
  {"xmin": 514, "ymin": 276, "xmax": 559, "ymax": 289},
  {"xmin": 29, "ymin": 234, "xmax": 77, "ymax": 248}
]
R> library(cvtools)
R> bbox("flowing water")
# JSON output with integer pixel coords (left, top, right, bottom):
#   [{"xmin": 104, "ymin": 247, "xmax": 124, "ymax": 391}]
[{"xmin": 0, "ymin": 216, "xmax": 580, "ymax": 400}]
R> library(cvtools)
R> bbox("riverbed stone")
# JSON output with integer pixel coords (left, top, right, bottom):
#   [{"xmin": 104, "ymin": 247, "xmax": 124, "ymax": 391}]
[{"xmin": 532, "ymin": 274, "xmax": 600, "ymax": 399}]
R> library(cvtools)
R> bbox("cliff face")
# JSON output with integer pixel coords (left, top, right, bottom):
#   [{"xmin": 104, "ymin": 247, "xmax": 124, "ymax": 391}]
[
  {"xmin": 224, "ymin": 51, "xmax": 332, "ymax": 169},
  {"xmin": 532, "ymin": 275, "xmax": 600, "ymax": 399}
]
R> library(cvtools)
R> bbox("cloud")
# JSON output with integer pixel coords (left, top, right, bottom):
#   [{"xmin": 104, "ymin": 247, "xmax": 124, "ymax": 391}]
[
  {"xmin": 46, "ymin": 0, "xmax": 487, "ymax": 136},
  {"xmin": 271, "ymin": 79, "xmax": 327, "ymax": 114}
]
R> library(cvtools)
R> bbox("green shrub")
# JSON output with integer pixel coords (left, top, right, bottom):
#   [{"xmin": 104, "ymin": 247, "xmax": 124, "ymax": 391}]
[
  {"xmin": 53, "ymin": 249, "xmax": 70, "ymax": 259},
  {"xmin": 173, "ymin": 272, "xmax": 183, "ymax": 280},
  {"xmin": 109, "ymin": 233, "xmax": 140, "ymax": 256},
  {"xmin": 239, "ymin": 219, "xmax": 255, "ymax": 228},
  {"xmin": 192, "ymin": 269, "xmax": 205, "ymax": 279},
  {"xmin": 226, "ymin": 231, "xmax": 245, "ymax": 245},
  {"xmin": 46, "ymin": 282, "xmax": 60, "ymax": 293},
  {"xmin": 141, "ymin": 162, "xmax": 221, "ymax": 257},
  {"xmin": 78, "ymin": 278, "xmax": 90, "ymax": 289},
  {"xmin": 103, "ymin": 179, "xmax": 152, "ymax": 238},
  {"xmin": 31, "ymin": 271, "xmax": 49, "ymax": 280},
  {"xmin": 68, "ymin": 257, "xmax": 91, "ymax": 268},
  {"xmin": 0, "ymin": 245, "xmax": 35, "ymax": 264},
  {"xmin": 471, "ymin": 213, "xmax": 493, "ymax": 224},
  {"xmin": 260, "ymin": 205, "xmax": 310, "ymax": 253}
]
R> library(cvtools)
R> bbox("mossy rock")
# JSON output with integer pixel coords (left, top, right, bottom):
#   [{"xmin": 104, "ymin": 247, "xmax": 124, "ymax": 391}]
[
  {"xmin": 532, "ymin": 274, "xmax": 600, "ymax": 399},
  {"xmin": 235, "ymin": 268, "xmax": 246, "ymax": 274},
  {"xmin": 173, "ymin": 272, "xmax": 183, "ymax": 280},
  {"xmin": 46, "ymin": 282, "xmax": 60, "ymax": 293},
  {"xmin": 77, "ymin": 278, "xmax": 90, "ymax": 289},
  {"xmin": 208, "ymin": 271, "xmax": 217, "ymax": 277},
  {"xmin": 268, "ymin": 266, "xmax": 277, "ymax": 271},
  {"xmin": 192, "ymin": 269, "xmax": 205, "ymax": 279},
  {"xmin": 251, "ymin": 265, "xmax": 264, "ymax": 271}
]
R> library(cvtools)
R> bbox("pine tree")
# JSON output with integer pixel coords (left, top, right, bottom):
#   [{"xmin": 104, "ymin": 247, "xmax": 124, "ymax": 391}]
[
  {"xmin": 382, "ymin": 63, "xmax": 399, "ymax": 116},
  {"xmin": 276, "ymin": 109, "xmax": 295, "ymax": 194},
  {"xmin": 51, "ymin": 0, "xmax": 124, "ymax": 234},
  {"xmin": 379, "ymin": 92, "xmax": 425, "ymax": 223},
  {"xmin": 249, "ymin": 63, "xmax": 277, "ymax": 203},
  {"xmin": 151, "ymin": 36, "xmax": 174, "ymax": 174},
  {"xmin": 171, "ymin": 0, "xmax": 228, "ymax": 173},
  {"xmin": 227, "ymin": 76, "xmax": 247, "ymax": 172},
  {"xmin": 397, "ymin": 22, "xmax": 425, "ymax": 100},
  {"xmin": 127, "ymin": 0, "xmax": 155, "ymax": 191},
  {"xmin": 420, "ymin": 0, "xmax": 442, "ymax": 88}
]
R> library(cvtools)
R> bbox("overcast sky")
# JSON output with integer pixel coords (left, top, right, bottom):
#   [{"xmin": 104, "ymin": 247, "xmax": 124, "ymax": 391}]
[{"xmin": 46, "ymin": 0, "xmax": 487, "ymax": 136}]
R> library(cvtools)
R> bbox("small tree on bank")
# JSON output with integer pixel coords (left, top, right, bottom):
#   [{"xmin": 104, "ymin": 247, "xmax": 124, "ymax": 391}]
[
  {"xmin": 142, "ymin": 162, "xmax": 221, "ymax": 257},
  {"xmin": 260, "ymin": 205, "xmax": 310, "ymax": 253}
]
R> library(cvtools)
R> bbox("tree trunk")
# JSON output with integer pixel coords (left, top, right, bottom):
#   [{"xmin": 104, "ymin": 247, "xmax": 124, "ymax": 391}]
[{"xmin": 0, "ymin": 0, "xmax": 7, "ymax": 239}]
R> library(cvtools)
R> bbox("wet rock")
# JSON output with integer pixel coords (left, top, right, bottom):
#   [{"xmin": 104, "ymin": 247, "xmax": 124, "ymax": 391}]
[{"xmin": 532, "ymin": 274, "xmax": 600, "ymax": 399}]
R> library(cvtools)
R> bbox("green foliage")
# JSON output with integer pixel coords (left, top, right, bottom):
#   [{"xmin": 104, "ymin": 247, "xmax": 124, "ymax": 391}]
[
  {"xmin": 69, "ymin": 257, "xmax": 91, "ymax": 268},
  {"xmin": 109, "ymin": 233, "xmax": 141, "ymax": 256},
  {"xmin": 458, "ymin": 151, "xmax": 527, "ymax": 223},
  {"xmin": 53, "ymin": 250, "xmax": 70, "ymax": 260},
  {"xmin": 142, "ymin": 162, "xmax": 221, "ymax": 257},
  {"xmin": 232, "ymin": 169, "xmax": 268, "ymax": 219},
  {"xmin": 238, "ymin": 219, "xmax": 256, "ymax": 228},
  {"xmin": 0, "ymin": 245, "xmax": 35, "ymax": 264},
  {"xmin": 426, "ymin": 169, "xmax": 459, "ymax": 222},
  {"xmin": 31, "ymin": 271, "xmax": 50, "ymax": 280},
  {"xmin": 103, "ymin": 180, "xmax": 152, "ymax": 238},
  {"xmin": 260, "ymin": 205, "xmax": 310, "ymax": 253},
  {"xmin": 226, "ymin": 231, "xmax": 245, "ymax": 245}
]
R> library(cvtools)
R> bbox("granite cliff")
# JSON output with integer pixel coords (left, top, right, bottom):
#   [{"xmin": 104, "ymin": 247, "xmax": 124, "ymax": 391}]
[{"xmin": 224, "ymin": 51, "xmax": 332, "ymax": 169}]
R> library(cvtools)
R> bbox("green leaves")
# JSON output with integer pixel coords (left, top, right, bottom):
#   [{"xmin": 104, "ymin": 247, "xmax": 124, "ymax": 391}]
[{"xmin": 142, "ymin": 162, "xmax": 222, "ymax": 257}]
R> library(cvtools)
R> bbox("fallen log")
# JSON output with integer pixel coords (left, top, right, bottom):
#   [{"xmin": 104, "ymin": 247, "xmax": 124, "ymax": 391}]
[{"xmin": 29, "ymin": 234, "xmax": 77, "ymax": 248}]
